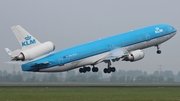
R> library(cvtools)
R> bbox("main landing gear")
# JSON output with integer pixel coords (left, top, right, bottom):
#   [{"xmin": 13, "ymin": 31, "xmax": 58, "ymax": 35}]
[
  {"xmin": 103, "ymin": 60, "xmax": 116, "ymax": 74},
  {"xmin": 156, "ymin": 45, "xmax": 161, "ymax": 54},
  {"xmin": 92, "ymin": 66, "xmax": 98, "ymax": 72},
  {"xmin": 79, "ymin": 66, "xmax": 98, "ymax": 73},
  {"xmin": 79, "ymin": 60, "xmax": 116, "ymax": 74},
  {"xmin": 79, "ymin": 66, "xmax": 91, "ymax": 73}
]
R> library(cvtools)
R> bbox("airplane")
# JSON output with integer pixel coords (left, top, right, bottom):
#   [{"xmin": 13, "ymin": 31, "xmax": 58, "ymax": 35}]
[{"xmin": 5, "ymin": 24, "xmax": 176, "ymax": 73}]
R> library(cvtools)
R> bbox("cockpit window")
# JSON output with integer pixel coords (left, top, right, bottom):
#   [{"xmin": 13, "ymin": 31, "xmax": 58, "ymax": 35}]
[{"xmin": 172, "ymin": 27, "xmax": 175, "ymax": 30}]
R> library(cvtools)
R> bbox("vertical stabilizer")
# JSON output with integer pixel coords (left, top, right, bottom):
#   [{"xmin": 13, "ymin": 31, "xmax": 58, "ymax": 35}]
[{"xmin": 11, "ymin": 25, "xmax": 41, "ymax": 50}]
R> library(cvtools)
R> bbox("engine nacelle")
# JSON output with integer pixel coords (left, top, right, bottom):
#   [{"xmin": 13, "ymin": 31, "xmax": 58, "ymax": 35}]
[
  {"xmin": 13, "ymin": 41, "xmax": 55, "ymax": 61},
  {"xmin": 124, "ymin": 50, "xmax": 145, "ymax": 62}
]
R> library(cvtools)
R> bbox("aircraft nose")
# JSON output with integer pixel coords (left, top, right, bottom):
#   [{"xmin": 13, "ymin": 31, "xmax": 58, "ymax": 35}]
[
  {"xmin": 170, "ymin": 26, "xmax": 177, "ymax": 35},
  {"xmin": 174, "ymin": 28, "xmax": 177, "ymax": 35},
  {"xmin": 172, "ymin": 26, "xmax": 177, "ymax": 32},
  {"xmin": 170, "ymin": 26, "xmax": 177, "ymax": 37}
]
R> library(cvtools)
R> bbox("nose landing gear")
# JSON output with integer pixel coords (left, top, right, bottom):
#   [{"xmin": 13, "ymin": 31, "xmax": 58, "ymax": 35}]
[{"xmin": 156, "ymin": 45, "xmax": 161, "ymax": 54}]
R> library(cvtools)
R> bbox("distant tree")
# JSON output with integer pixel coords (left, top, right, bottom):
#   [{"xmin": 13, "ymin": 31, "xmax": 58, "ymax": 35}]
[
  {"xmin": 134, "ymin": 70, "xmax": 143, "ymax": 77},
  {"xmin": 149, "ymin": 75, "xmax": 158, "ymax": 83},
  {"xmin": 2, "ymin": 70, "xmax": 8, "ymax": 76},
  {"xmin": 176, "ymin": 71, "xmax": 180, "ymax": 82},
  {"xmin": 75, "ymin": 74, "xmax": 87, "ymax": 82},
  {"xmin": 126, "ymin": 70, "xmax": 133, "ymax": 78},
  {"xmin": 158, "ymin": 76, "xmax": 164, "ymax": 83},
  {"xmin": 143, "ymin": 71, "xmax": 148, "ymax": 76},
  {"xmin": 26, "ymin": 76, "xmax": 38, "ymax": 83},
  {"xmin": 110, "ymin": 75, "xmax": 117, "ymax": 83},
  {"xmin": 119, "ymin": 75, "xmax": 126, "ymax": 83},
  {"xmin": 126, "ymin": 76, "xmax": 131, "ymax": 83},
  {"xmin": 3, "ymin": 74, "xmax": 12, "ymax": 82},
  {"xmin": 177, "ymin": 71, "xmax": 180, "ymax": 77},
  {"xmin": 58, "ymin": 73, "xmax": 64, "ymax": 82},
  {"xmin": 167, "ymin": 78, "xmax": 174, "ymax": 83},
  {"xmin": 142, "ymin": 75, "xmax": 149, "ymax": 83},
  {"xmin": 88, "ymin": 74, "xmax": 99, "ymax": 83},
  {"xmin": 65, "ymin": 76, "xmax": 77, "ymax": 82},
  {"xmin": 163, "ymin": 70, "xmax": 174, "ymax": 78},
  {"xmin": 0, "ymin": 70, "xmax": 2, "ymax": 76},
  {"xmin": 153, "ymin": 71, "xmax": 160, "ymax": 77},
  {"xmin": 122, "ymin": 70, "xmax": 127, "ymax": 76},
  {"xmin": 135, "ymin": 76, "xmax": 143, "ymax": 83},
  {"xmin": 66, "ymin": 70, "xmax": 76, "ymax": 78},
  {"xmin": 98, "ymin": 71, "xmax": 103, "ymax": 79},
  {"xmin": 42, "ymin": 74, "xmax": 49, "ymax": 82},
  {"xmin": 11, "ymin": 74, "xmax": 24, "ymax": 83},
  {"xmin": 12, "ymin": 70, "xmax": 16, "ymax": 76},
  {"xmin": 48, "ymin": 74, "xmax": 59, "ymax": 82}
]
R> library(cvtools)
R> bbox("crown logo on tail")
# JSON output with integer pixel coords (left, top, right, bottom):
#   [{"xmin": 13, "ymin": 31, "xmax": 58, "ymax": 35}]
[{"xmin": 25, "ymin": 35, "xmax": 31, "ymax": 40}]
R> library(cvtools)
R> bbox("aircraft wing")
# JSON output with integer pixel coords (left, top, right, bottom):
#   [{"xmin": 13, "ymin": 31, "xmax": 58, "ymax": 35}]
[
  {"xmin": 31, "ymin": 62, "xmax": 50, "ymax": 71},
  {"xmin": 104, "ymin": 48, "xmax": 129, "ymax": 62},
  {"xmin": 94, "ymin": 48, "xmax": 129, "ymax": 64}
]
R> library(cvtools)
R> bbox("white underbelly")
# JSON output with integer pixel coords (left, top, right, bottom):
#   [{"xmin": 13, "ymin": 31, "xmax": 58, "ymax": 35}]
[{"xmin": 39, "ymin": 52, "xmax": 110, "ymax": 72}]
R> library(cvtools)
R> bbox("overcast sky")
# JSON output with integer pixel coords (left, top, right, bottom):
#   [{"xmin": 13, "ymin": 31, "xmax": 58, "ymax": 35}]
[{"xmin": 0, "ymin": 0, "xmax": 179, "ymax": 74}]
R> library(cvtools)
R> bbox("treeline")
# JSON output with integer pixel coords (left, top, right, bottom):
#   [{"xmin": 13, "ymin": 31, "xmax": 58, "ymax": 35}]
[{"xmin": 0, "ymin": 69, "xmax": 180, "ymax": 83}]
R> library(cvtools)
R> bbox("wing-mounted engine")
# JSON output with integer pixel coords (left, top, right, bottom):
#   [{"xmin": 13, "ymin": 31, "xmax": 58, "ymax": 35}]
[
  {"xmin": 122, "ymin": 50, "xmax": 145, "ymax": 62},
  {"xmin": 12, "ymin": 41, "xmax": 55, "ymax": 61}
]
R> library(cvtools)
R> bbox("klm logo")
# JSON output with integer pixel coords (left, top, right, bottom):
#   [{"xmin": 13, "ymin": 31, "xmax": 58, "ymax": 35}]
[
  {"xmin": 22, "ymin": 35, "xmax": 36, "ymax": 46},
  {"xmin": 155, "ymin": 28, "xmax": 163, "ymax": 34}
]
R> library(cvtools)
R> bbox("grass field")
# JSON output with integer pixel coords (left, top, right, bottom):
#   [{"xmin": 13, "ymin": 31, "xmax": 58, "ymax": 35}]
[{"xmin": 0, "ymin": 84, "xmax": 180, "ymax": 101}]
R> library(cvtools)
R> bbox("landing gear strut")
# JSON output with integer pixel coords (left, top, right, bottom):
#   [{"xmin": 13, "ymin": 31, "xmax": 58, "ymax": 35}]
[
  {"xmin": 103, "ymin": 60, "xmax": 116, "ymax": 74},
  {"xmin": 156, "ymin": 45, "xmax": 161, "ymax": 54}
]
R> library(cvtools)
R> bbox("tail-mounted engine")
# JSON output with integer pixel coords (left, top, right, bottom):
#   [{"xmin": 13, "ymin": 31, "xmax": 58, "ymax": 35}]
[
  {"xmin": 122, "ymin": 50, "xmax": 145, "ymax": 62},
  {"xmin": 12, "ymin": 41, "xmax": 55, "ymax": 61}
]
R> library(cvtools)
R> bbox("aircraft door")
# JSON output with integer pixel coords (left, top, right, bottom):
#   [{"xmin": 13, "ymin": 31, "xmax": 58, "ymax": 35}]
[
  {"xmin": 145, "ymin": 34, "xmax": 150, "ymax": 41},
  {"xmin": 145, "ymin": 34, "xmax": 151, "ymax": 47},
  {"xmin": 108, "ymin": 44, "xmax": 115, "ymax": 50},
  {"xmin": 58, "ymin": 58, "xmax": 64, "ymax": 66}
]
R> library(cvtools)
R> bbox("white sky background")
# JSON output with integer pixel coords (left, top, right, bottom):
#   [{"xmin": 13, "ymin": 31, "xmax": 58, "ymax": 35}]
[{"xmin": 0, "ymin": 0, "xmax": 179, "ymax": 74}]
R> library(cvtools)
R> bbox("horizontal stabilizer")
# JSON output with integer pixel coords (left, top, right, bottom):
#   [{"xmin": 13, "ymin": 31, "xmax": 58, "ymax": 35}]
[
  {"xmin": 4, "ymin": 61, "xmax": 25, "ymax": 65},
  {"xmin": 5, "ymin": 48, "xmax": 12, "ymax": 55}
]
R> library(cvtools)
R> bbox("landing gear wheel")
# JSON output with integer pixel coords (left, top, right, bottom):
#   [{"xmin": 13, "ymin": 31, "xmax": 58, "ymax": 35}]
[
  {"xmin": 111, "ymin": 67, "xmax": 116, "ymax": 72},
  {"xmin": 107, "ymin": 68, "xmax": 111, "ymax": 73},
  {"xmin": 157, "ymin": 50, "xmax": 161, "ymax": 54},
  {"xmin": 79, "ymin": 68, "xmax": 86, "ymax": 73},
  {"xmin": 104, "ymin": 68, "xmax": 108, "ymax": 73},
  {"xmin": 86, "ymin": 67, "xmax": 91, "ymax": 72},
  {"xmin": 79, "ymin": 66, "xmax": 91, "ymax": 73},
  {"xmin": 92, "ymin": 67, "xmax": 98, "ymax": 72},
  {"xmin": 95, "ymin": 67, "xmax": 99, "ymax": 72}
]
